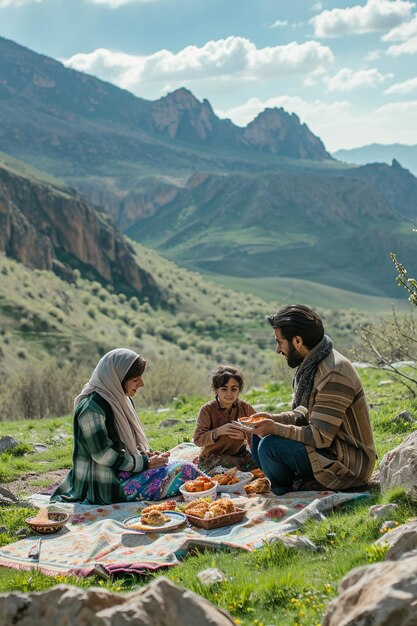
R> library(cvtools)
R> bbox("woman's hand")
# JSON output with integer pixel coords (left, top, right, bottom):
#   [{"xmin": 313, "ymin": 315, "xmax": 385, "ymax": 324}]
[
  {"xmin": 148, "ymin": 454, "xmax": 169, "ymax": 469},
  {"xmin": 215, "ymin": 423, "xmax": 246, "ymax": 439}
]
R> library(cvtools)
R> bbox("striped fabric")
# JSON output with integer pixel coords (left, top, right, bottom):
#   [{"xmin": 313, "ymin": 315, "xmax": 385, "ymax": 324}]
[
  {"xmin": 51, "ymin": 392, "xmax": 146, "ymax": 505},
  {"xmin": 272, "ymin": 349, "xmax": 377, "ymax": 490}
]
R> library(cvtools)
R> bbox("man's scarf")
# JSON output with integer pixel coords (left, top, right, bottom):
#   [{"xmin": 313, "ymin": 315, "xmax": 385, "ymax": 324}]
[{"xmin": 292, "ymin": 335, "xmax": 333, "ymax": 410}]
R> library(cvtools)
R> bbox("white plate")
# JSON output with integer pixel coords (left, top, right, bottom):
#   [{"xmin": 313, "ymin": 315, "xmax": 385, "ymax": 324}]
[{"xmin": 123, "ymin": 511, "xmax": 187, "ymax": 533}]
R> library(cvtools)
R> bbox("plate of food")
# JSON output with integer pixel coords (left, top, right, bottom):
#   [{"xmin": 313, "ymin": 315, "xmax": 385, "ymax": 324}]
[
  {"xmin": 210, "ymin": 468, "xmax": 253, "ymax": 492},
  {"xmin": 238, "ymin": 416, "xmax": 266, "ymax": 429},
  {"xmin": 123, "ymin": 510, "xmax": 186, "ymax": 533}
]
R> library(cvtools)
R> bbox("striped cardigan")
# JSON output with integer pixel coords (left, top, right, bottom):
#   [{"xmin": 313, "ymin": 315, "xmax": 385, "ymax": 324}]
[{"xmin": 272, "ymin": 349, "xmax": 377, "ymax": 490}]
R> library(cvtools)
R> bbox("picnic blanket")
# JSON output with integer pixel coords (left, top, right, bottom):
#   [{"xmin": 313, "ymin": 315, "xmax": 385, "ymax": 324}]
[{"xmin": 0, "ymin": 443, "xmax": 369, "ymax": 577}]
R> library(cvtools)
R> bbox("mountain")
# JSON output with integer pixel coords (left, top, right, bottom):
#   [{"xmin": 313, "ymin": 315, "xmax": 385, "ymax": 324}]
[
  {"xmin": 1, "ymin": 35, "xmax": 416, "ymax": 301},
  {"xmin": 0, "ymin": 159, "xmax": 159, "ymax": 301},
  {"xmin": 334, "ymin": 144, "xmax": 417, "ymax": 177},
  {"xmin": 127, "ymin": 166, "xmax": 417, "ymax": 298}
]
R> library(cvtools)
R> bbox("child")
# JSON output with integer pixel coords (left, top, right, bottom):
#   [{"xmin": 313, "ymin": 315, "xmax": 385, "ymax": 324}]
[{"xmin": 193, "ymin": 365, "xmax": 258, "ymax": 472}]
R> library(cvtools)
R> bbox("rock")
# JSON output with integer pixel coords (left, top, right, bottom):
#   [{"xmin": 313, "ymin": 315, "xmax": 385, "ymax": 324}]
[
  {"xmin": 197, "ymin": 568, "xmax": 227, "ymax": 586},
  {"xmin": 392, "ymin": 410, "xmax": 416, "ymax": 424},
  {"xmin": 0, "ymin": 577, "xmax": 235, "ymax": 626},
  {"xmin": 322, "ymin": 553, "xmax": 417, "ymax": 626},
  {"xmin": 380, "ymin": 520, "xmax": 397, "ymax": 533},
  {"xmin": 375, "ymin": 519, "xmax": 417, "ymax": 560},
  {"xmin": 0, "ymin": 486, "xmax": 18, "ymax": 504},
  {"xmin": 379, "ymin": 430, "xmax": 417, "ymax": 497},
  {"xmin": 32, "ymin": 444, "xmax": 48, "ymax": 453},
  {"xmin": 158, "ymin": 419, "xmax": 181, "ymax": 428},
  {"xmin": 0, "ymin": 436, "xmax": 21, "ymax": 454},
  {"xmin": 0, "ymin": 526, "xmax": 8, "ymax": 534},
  {"xmin": 369, "ymin": 503, "xmax": 398, "ymax": 520},
  {"xmin": 379, "ymin": 379, "xmax": 393, "ymax": 386}
]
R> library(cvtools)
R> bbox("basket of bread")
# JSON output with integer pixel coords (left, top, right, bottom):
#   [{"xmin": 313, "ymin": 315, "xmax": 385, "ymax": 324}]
[{"xmin": 184, "ymin": 497, "xmax": 246, "ymax": 530}]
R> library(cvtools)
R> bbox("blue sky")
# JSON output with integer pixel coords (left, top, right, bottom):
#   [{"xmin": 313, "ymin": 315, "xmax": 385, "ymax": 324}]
[{"xmin": 1, "ymin": 0, "xmax": 417, "ymax": 151}]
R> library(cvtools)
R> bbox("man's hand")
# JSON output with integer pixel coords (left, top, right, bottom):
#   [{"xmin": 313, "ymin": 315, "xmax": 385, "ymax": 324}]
[
  {"xmin": 215, "ymin": 423, "xmax": 246, "ymax": 440},
  {"xmin": 252, "ymin": 419, "xmax": 277, "ymax": 437}
]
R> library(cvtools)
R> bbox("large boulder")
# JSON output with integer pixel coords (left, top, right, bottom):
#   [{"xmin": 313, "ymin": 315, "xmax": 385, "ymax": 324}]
[
  {"xmin": 322, "ymin": 553, "xmax": 417, "ymax": 626},
  {"xmin": 375, "ymin": 519, "xmax": 417, "ymax": 561},
  {"xmin": 379, "ymin": 430, "xmax": 417, "ymax": 497},
  {"xmin": 0, "ymin": 577, "xmax": 235, "ymax": 626}
]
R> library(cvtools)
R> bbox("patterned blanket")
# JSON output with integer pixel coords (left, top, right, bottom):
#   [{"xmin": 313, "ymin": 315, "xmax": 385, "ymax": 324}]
[{"xmin": 0, "ymin": 443, "xmax": 368, "ymax": 577}]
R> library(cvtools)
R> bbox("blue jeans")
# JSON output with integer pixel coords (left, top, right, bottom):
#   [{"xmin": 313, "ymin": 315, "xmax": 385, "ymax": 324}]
[{"xmin": 252, "ymin": 434, "xmax": 314, "ymax": 495}]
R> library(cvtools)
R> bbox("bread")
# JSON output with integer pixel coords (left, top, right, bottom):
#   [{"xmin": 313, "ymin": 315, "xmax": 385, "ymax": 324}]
[
  {"xmin": 140, "ymin": 510, "xmax": 170, "ymax": 526},
  {"xmin": 244, "ymin": 477, "xmax": 270, "ymax": 494}
]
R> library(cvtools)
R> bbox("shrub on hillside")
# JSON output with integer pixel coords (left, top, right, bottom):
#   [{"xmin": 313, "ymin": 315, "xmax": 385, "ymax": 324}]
[{"xmin": 0, "ymin": 359, "xmax": 90, "ymax": 421}]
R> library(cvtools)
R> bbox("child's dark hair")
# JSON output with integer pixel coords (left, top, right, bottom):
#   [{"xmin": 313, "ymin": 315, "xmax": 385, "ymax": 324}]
[
  {"xmin": 211, "ymin": 365, "xmax": 245, "ymax": 391},
  {"xmin": 122, "ymin": 356, "xmax": 147, "ymax": 388}
]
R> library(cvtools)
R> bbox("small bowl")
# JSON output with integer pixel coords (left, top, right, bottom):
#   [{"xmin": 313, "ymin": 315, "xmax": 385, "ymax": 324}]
[
  {"xmin": 179, "ymin": 481, "xmax": 218, "ymax": 502},
  {"xmin": 25, "ymin": 512, "xmax": 70, "ymax": 534}
]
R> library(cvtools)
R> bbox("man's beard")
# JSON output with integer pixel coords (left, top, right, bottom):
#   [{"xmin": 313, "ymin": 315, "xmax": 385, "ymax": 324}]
[{"xmin": 287, "ymin": 343, "xmax": 304, "ymax": 368}]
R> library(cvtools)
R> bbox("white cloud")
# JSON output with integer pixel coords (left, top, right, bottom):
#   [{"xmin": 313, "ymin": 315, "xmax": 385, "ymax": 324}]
[
  {"xmin": 383, "ymin": 15, "xmax": 417, "ymax": 40},
  {"xmin": 218, "ymin": 95, "xmax": 417, "ymax": 151},
  {"xmin": 64, "ymin": 37, "xmax": 334, "ymax": 96},
  {"xmin": 323, "ymin": 67, "xmax": 392, "ymax": 92},
  {"xmin": 0, "ymin": 0, "xmax": 43, "ymax": 6},
  {"xmin": 364, "ymin": 49, "xmax": 382, "ymax": 61},
  {"xmin": 270, "ymin": 19, "xmax": 288, "ymax": 28},
  {"xmin": 311, "ymin": 2, "xmax": 323, "ymax": 12},
  {"xmin": 387, "ymin": 36, "xmax": 417, "ymax": 54},
  {"xmin": 311, "ymin": 0, "xmax": 414, "ymax": 38},
  {"xmin": 384, "ymin": 75, "xmax": 417, "ymax": 93}
]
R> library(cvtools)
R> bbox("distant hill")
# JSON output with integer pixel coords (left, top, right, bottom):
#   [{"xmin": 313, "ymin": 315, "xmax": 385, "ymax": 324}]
[
  {"xmin": 0, "ymin": 159, "xmax": 159, "ymax": 301},
  {"xmin": 334, "ymin": 144, "xmax": 417, "ymax": 177},
  {"xmin": 127, "ymin": 165, "xmax": 417, "ymax": 298}
]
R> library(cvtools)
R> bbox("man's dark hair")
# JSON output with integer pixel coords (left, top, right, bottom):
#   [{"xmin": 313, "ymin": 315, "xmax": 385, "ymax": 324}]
[
  {"xmin": 122, "ymin": 356, "xmax": 147, "ymax": 387},
  {"xmin": 267, "ymin": 304, "xmax": 324, "ymax": 349}
]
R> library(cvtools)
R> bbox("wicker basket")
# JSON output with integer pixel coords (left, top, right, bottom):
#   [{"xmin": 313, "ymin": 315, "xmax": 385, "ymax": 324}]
[{"xmin": 186, "ymin": 507, "xmax": 246, "ymax": 530}]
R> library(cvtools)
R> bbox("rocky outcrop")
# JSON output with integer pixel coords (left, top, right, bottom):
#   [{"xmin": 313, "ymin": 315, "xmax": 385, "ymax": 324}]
[
  {"xmin": 243, "ymin": 108, "xmax": 332, "ymax": 161},
  {"xmin": 322, "ymin": 553, "xmax": 417, "ymax": 626},
  {"xmin": 379, "ymin": 430, "xmax": 417, "ymax": 498},
  {"xmin": 0, "ymin": 577, "xmax": 235, "ymax": 626},
  {"xmin": 0, "ymin": 165, "xmax": 159, "ymax": 300}
]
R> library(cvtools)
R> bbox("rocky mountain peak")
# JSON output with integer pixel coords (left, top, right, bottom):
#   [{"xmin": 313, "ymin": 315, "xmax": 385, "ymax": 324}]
[
  {"xmin": 243, "ymin": 106, "xmax": 332, "ymax": 160},
  {"xmin": 151, "ymin": 88, "xmax": 217, "ymax": 141}
]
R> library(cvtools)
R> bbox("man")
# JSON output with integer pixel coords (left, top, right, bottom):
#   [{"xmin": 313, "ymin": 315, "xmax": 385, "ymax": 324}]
[{"xmin": 248, "ymin": 304, "xmax": 376, "ymax": 495}]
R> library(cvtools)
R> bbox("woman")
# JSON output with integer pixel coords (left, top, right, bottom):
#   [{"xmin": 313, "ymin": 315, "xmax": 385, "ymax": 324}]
[
  {"xmin": 51, "ymin": 348, "xmax": 203, "ymax": 505},
  {"xmin": 193, "ymin": 364, "xmax": 258, "ymax": 472}
]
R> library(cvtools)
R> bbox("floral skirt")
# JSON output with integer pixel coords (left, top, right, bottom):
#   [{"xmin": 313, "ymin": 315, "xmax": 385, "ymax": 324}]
[{"xmin": 117, "ymin": 461, "xmax": 204, "ymax": 502}]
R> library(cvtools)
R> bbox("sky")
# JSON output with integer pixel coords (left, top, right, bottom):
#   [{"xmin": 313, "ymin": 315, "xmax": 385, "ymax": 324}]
[{"xmin": 1, "ymin": 0, "xmax": 417, "ymax": 152}]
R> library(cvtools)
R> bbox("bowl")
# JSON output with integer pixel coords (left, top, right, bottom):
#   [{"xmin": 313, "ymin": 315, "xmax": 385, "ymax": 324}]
[
  {"xmin": 179, "ymin": 481, "xmax": 218, "ymax": 502},
  {"xmin": 25, "ymin": 512, "xmax": 70, "ymax": 534}
]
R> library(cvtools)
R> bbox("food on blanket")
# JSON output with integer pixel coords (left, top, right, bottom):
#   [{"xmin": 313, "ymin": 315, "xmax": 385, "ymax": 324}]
[
  {"xmin": 244, "ymin": 477, "xmax": 271, "ymax": 494},
  {"xmin": 141, "ymin": 500, "xmax": 177, "ymax": 514},
  {"xmin": 140, "ymin": 510, "xmax": 170, "ymax": 526},
  {"xmin": 183, "ymin": 477, "xmax": 216, "ymax": 493},
  {"xmin": 250, "ymin": 468, "xmax": 266, "ymax": 479},
  {"xmin": 211, "ymin": 468, "xmax": 240, "ymax": 485},
  {"xmin": 185, "ymin": 497, "xmax": 238, "ymax": 520}
]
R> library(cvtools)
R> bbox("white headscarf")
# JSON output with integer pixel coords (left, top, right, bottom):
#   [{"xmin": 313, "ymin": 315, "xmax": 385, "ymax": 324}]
[{"xmin": 74, "ymin": 348, "xmax": 149, "ymax": 454}]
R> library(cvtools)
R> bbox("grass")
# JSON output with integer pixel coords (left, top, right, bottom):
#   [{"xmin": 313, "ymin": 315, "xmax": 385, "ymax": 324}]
[{"xmin": 1, "ymin": 368, "xmax": 417, "ymax": 625}]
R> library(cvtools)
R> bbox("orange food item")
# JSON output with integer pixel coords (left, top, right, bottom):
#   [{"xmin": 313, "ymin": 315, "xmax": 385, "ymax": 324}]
[
  {"xmin": 141, "ymin": 500, "xmax": 177, "ymax": 514},
  {"xmin": 244, "ymin": 477, "xmax": 270, "ymax": 494},
  {"xmin": 250, "ymin": 468, "xmax": 266, "ymax": 479},
  {"xmin": 184, "ymin": 477, "xmax": 215, "ymax": 493}
]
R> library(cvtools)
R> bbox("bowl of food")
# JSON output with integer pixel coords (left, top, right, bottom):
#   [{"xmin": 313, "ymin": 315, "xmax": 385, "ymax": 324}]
[
  {"xmin": 179, "ymin": 476, "xmax": 218, "ymax": 502},
  {"xmin": 238, "ymin": 416, "xmax": 266, "ymax": 428},
  {"xmin": 211, "ymin": 468, "xmax": 253, "ymax": 492},
  {"xmin": 26, "ymin": 512, "xmax": 70, "ymax": 534}
]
